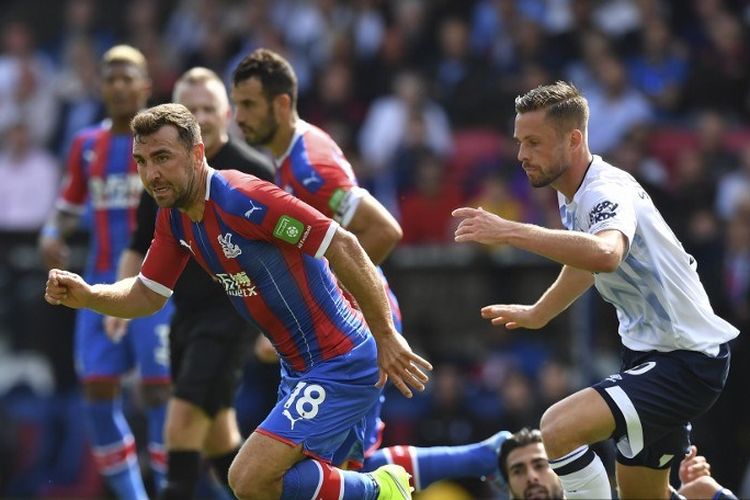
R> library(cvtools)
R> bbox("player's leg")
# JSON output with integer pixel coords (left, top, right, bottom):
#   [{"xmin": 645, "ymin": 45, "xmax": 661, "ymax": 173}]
[
  {"xmin": 160, "ymin": 310, "xmax": 249, "ymax": 498},
  {"xmin": 230, "ymin": 336, "xmax": 410, "ymax": 499},
  {"xmin": 540, "ymin": 387, "xmax": 615, "ymax": 499},
  {"xmin": 130, "ymin": 304, "xmax": 172, "ymax": 495},
  {"xmin": 229, "ymin": 431, "xmax": 410, "ymax": 500},
  {"xmin": 362, "ymin": 421, "xmax": 511, "ymax": 490},
  {"xmin": 616, "ymin": 463, "xmax": 670, "ymax": 499},
  {"xmin": 204, "ymin": 407, "xmax": 243, "ymax": 487},
  {"xmin": 161, "ymin": 397, "xmax": 212, "ymax": 499},
  {"xmin": 76, "ymin": 310, "xmax": 148, "ymax": 500}
]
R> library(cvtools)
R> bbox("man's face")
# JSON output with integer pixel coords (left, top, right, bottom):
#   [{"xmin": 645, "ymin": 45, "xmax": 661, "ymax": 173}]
[
  {"xmin": 101, "ymin": 62, "xmax": 150, "ymax": 121},
  {"xmin": 514, "ymin": 110, "xmax": 570, "ymax": 188},
  {"xmin": 133, "ymin": 125, "xmax": 198, "ymax": 209},
  {"xmin": 175, "ymin": 80, "xmax": 228, "ymax": 154},
  {"xmin": 506, "ymin": 443, "xmax": 564, "ymax": 500},
  {"xmin": 231, "ymin": 77, "xmax": 279, "ymax": 147}
]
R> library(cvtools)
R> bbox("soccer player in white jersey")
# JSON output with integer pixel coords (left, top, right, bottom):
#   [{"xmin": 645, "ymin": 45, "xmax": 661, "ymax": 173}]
[{"xmin": 452, "ymin": 81, "xmax": 739, "ymax": 499}]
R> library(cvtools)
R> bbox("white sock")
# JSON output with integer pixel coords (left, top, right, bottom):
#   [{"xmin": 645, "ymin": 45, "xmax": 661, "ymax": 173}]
[{"xmin": 549, "ymin": 445, "xmax": 612, "ymax": 499}]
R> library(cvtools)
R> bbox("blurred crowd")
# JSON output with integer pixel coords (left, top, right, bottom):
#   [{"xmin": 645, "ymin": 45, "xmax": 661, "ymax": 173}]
[{"xmin": 1, "ymin": 0, "xmax": 749, "ymax": 498}]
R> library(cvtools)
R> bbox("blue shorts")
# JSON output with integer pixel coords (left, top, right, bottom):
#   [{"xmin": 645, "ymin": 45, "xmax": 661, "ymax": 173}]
[
  {"xmin": 74, "ymin": 301, "xmax": 173, "ymax": 383},
  {"xmin": 257, "ymin": 335, "xmax": 381, "ymax": 467},
  {"xmin": 593, "ymin": 343, "xmax": 730, "ymax": 469}
]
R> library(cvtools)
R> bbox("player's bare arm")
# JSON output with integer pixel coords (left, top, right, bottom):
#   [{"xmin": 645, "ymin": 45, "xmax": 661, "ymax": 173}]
[
  {"xmin": 453, "ymin": 206, "xmax": 627, "ymax": 273},
  {"xmin": 38, "ymin": 210, "xmax": 79, "ymax": 270},
  {"xmin": 482, "ymin": 265, "xmax": 594, "ymax": 329},
  {"xmin": 103, "ymin": 248, "xmax": 148, "ymax": 340},
  {"xmin": 325, "ymin": 227, "xmax": 432, "ymax": 398},
  {"xmin": 345, "ymin": 190, "xmax": 402, "ymax": 265},
  {"xmin": 45, "ymin": 269, "xmax": 167, "ymax": 318}
]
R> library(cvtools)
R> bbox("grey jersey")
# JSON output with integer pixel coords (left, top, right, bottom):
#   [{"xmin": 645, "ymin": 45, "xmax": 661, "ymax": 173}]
[{"xmin": 559, "ymin": 156, "xmax": 738, "ymax": 356}]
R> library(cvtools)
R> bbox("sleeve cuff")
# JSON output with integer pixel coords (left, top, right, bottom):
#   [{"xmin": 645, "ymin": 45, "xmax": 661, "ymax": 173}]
[
  {"xmin": 137, "ymin": 273, "xmax": 173, "ymax": 298},
  {"xmin": 315, "ymin": 222, "xmax": 339, "ymax": 258}
]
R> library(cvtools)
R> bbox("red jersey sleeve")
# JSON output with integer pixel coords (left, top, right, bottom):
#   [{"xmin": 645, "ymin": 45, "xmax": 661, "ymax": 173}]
[
  {"xmin": 138, "ymin": 209, "xmax": 190, "ymax": 297},
  {"xmin": 57, "ymin": 134, "xmax": 88, "ymax": 214}
]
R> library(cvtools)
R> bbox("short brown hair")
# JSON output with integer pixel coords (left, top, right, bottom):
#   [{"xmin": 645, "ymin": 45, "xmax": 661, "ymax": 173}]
[
  {"xmin": 101, "ymin": 44, "xmax": 147, "ymax": 76},
  {"xmin": 130, "ymin": 103, "xmax": 201, "ymax": 151},
  {"xmin": 232, "ymin": 48, "xmax": 298, "ymax": 108},
  {"xmin": 499, "ymin": 428, "xmax": 544, "ymax": 481},
  {"xmin": 515, "ymin": 81, "xmax": 589, "ymax": 134}
]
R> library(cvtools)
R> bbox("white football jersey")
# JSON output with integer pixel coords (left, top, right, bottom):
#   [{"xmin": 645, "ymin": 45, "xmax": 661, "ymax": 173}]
[{"xmin": 558, "ymin": 155, "xmax": 739, "ymax": 356}]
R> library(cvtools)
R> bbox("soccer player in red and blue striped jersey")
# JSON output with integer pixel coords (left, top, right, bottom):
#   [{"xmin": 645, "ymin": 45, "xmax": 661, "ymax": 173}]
[
  {"xmin": 44, "ymin": 103, "xmax": 431, "ymax": 499},
  {"xmin": 39, "ymin": 46, "xmax": 171, "ymax": 500}
]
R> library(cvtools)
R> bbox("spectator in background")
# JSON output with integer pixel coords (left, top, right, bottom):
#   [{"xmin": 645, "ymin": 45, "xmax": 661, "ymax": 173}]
[
  {"xmin": 399, "ymin": 149, "xmax": 463, "ymax": 246},
  {"xmin": 627, "ymin": 16, "xmax": 689, "ymax": 119},
  {"xmin": 716, "ymin": 144, "xmax": 750, "ymax": 221},
  {"xmin": 694, "ymin": 109, "xmax": 738, "ymax": 180},
  {"xmin": 358, "ymin": 70, "xmax": 452, "ymax": 214},
  {"xmin": 52, "ymin": 36, "xmax": 103, "ymax": 155},
  {"xmin": 585, "ymin": 54, "xmax": 653, "ymax": 155},
  {"xmin": 0, "ymin": 118, "xmax": 59, "ymax": 232},
  {"xmin": 0, "ymin": 21, "xmax": 58, "ymax": 147},
  {"xmin": 301, "ymin": 60, "xmax": 366, "ymax": 152},
  {"xmin": 681, "ymin": 10, "xmax": 749, "ymax": 117}
]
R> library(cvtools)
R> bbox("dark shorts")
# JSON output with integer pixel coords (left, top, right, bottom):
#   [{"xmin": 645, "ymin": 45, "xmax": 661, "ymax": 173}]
[
  {"xmin": 593, "ymin": 343, "xmax": 730, "ymax": 469},
  {"xmin": 170, "ymin": 306, "xmax": 253, "ymax": 417}
]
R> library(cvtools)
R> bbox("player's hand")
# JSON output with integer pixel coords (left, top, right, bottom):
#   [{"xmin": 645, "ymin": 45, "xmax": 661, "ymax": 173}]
[
  {"xmin": 39, "ymin": 236, "xmax": 70, "ymax": 270},
  {"xmin": 481, "ymin": 304, "xmax": 548, "ymax": 330},
  {"xmin": 679, "ymin": 445, "xmax": 711, "ymax": 485},
  {"xmin": 44, "ymin": 269, "xmax": 91, "ymax": 309},
  {"xmin": 374, "ymin": 332, "xmax": 432, "ymax": 398},
  {"xmin": 453, "ymin": 207, "xmax": 518, "ymax": 246},
  {"xmin": 254, "ymin": 335, "xmax": 280, "ymax": 364},
  {"xmin": 104, "ymin": 316, "xmax": 129, "ymax": 343}
]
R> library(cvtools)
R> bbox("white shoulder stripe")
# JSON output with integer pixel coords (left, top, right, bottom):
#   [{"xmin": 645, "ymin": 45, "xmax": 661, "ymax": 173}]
[{"xmin": 137, "ymin": 273, "xmax": 173, "ymax": 298}]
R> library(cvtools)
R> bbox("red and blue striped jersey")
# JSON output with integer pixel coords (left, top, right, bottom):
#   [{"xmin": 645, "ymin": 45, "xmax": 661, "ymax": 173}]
[
  {"xmin": 57, "ymin": 122, "xmax": 142, "ymax": 277},
  {"xmin": 139, "ymin": 168, "xmax": 369, "ymax": 372},
  {"xmin": 275, "ymin": 120, "xmax": 402, "ymax": 331},
  {"xmin": 275, "ymin": 120, "xmax": 360, "ymax": 225}
]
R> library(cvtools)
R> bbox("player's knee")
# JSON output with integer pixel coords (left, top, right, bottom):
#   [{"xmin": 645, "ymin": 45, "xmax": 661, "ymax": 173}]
[
  {"xmin": 228, "ymin": 460, "xmax": 269, "ymax": 499},
  {"xmin": 540, "ymin": 404, "xmax": 567, "ymax": 457}
]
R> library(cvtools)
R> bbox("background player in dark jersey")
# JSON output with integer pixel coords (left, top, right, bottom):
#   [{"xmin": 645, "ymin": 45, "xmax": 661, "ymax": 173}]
[
  {"xmin": 108, "ymin": 67, "xmax": 274, "ymax": 499},
  {"xmin": 38, "ymin": 45, "xmax": 170, "ymax": 500},
  {"xmin": 45, "ymin": 103, "xmax": 432, "ymax": 499},
  {"xmin": 231, "ymin": 48, "xmax": 511, "ymax": 494}
]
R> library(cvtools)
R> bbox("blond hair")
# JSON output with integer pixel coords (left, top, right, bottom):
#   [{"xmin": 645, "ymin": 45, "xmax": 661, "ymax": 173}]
[{"xmin": 101, "ymin": 44, "xmax": 147, "ymax": 75}]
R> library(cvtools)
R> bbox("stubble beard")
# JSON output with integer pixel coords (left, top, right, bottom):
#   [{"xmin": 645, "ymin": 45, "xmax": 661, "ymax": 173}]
[{"xmin": 245, "ymin": 113, "xmax": 278, "ymax": 148}]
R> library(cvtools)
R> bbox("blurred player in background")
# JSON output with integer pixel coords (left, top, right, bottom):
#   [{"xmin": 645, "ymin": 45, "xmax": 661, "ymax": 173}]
[
  {"xmin": 109, "ymin": 67, "xmax": 274, "ymax": 499},
  {"xmin": 38, "ymin": 45, "xmax": 170, "ymax": 500},
  {"xmin": 454, "ymin": 81, "xmax": 738, "ymax": 499},
  {"xmin": 232, "ymin": 47, "xmax": 511, "ymax": 494}
]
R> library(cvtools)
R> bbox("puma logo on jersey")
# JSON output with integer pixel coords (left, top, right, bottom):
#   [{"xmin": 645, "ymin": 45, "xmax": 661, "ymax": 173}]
[
  {"xmin": 218, "ymin": 233, "xmax": 242, "ymax": 258},
  {"xmin": 243, "ymin": 198, "xmax": 267, "ymax": 223},
  {"xmin": 179, "ymin": 239, "xmax": 195, "ymax": 255}
]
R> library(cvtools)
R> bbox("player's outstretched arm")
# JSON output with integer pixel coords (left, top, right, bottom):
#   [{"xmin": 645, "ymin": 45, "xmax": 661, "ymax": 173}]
[
  {"xmin": 325, "ymin": 227, "xmax": 432, "ymax": 398},
  {"xmin": 481, "ymin": 265, "xmax": 594, "ymax": 330},
  {"xmin": 453, "ymin": 207, "xmax": 626, "ymax": 273},
  {"xmin": 38, "ymin": 210, "xmax": 79, "ymax": 270},
  {"xmin": 45, "ymin": 268, "xmax": 167, "ymax": 318}
]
